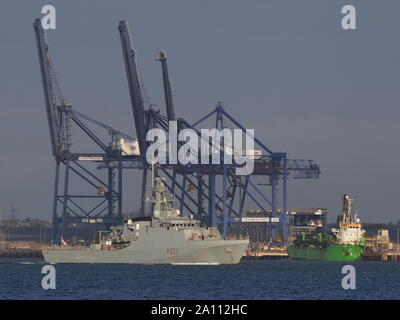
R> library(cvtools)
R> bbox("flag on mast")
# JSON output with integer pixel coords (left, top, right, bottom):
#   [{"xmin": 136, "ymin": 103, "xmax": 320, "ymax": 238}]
[{"xmin": 61, "ymin": 236, "xmax": 67, "ymax": 246}]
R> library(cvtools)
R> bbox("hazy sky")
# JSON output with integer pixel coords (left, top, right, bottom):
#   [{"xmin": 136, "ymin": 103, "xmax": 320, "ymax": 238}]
[{"xmin": 0, "ymin": 1, "xmax": 399, "ymax": 223}]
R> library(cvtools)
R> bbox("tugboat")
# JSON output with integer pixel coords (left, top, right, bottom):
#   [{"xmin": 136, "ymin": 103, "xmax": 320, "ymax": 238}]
[
  {"xmin": 287, "ymin": 194, "xmax": 365, "ymax": 261},
  {"xmin": 42, "ymin": 177, "xmax": 249, "ymax": 264}
]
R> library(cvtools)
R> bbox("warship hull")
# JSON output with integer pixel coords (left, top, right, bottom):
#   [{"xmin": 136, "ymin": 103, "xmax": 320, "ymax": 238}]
[
  {"xmin": 287, "ymin": 243, "xmax": 364, "ymax": 261},
  {"xmin": 43, "ymin": 238, "xmax": 249, "ymax": 264}
]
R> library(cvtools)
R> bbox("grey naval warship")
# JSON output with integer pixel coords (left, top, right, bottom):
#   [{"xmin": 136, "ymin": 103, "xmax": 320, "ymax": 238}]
[{"xmin": 42, "ymin": 177, "xmax": 249, "ymax": 264}]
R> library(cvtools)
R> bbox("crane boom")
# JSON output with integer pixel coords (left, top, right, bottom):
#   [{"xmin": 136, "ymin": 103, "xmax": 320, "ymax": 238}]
[
  {"xmin": 33, "ymin": 18, "xmax": 61, "ymax": 156},
  {"xmin": 118, "ymin": 20, "xmax": 148, "ymax": 155},
  {"xmin": 156, "ymin": 50, "xmax": 175, "ymax": 121}
]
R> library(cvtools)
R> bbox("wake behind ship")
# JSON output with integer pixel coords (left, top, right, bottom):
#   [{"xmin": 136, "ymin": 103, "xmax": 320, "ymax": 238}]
[
  {"xmin": 287, "ymin": 194, "xmax": 365, "ymax": 261},
  {"xmin": 42, "ymin": 177, "xmax": 249, "ymax": 264}
]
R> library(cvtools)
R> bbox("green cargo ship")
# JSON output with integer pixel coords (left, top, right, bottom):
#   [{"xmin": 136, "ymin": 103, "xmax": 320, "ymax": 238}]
[{"xmin": 287, "ymin": 194, "xmax": 365, "ymax": 261}]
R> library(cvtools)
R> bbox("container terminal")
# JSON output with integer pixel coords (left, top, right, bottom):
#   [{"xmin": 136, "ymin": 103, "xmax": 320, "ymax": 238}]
[
  {"xmin": 1, "ymin": 18, "xmax": 397, "ymax": 262},
  {"xmin": 31, "ymin": 17, "xmax": 321, "ymax": 248}
]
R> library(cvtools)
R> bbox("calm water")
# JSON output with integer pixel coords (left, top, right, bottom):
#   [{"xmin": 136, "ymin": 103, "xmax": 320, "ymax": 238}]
[{"xmin": 0, "ymin": 258, "xmax": 399, "ymax": 299}]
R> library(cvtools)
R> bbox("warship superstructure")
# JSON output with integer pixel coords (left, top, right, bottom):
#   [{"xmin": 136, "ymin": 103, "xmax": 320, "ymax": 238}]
[{"xmin": 42, "ymin": 177, "xmax": 249, "ymax": 264}]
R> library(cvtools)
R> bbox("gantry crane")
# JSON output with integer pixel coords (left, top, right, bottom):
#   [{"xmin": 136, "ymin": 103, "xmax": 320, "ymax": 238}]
[{"xmin": 34, "ymin": 18, "xmax": 137, "ymax": 241}]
